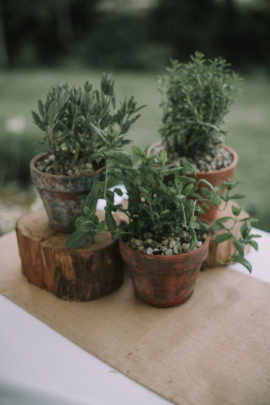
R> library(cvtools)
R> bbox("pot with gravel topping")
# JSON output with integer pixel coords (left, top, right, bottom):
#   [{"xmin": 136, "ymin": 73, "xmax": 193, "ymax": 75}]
[
  {"xmin": 150, "ymin": 52, "xmax": 241, "ymax": 222},
  {"xmin": 30, "ymin": 74, "xmax": 144, "ymax": 232},
  {"xmin": 148, "ymin": 141, "xmax": 238, "ymax": 223},
  {"xmin": 66, "ymin": 147, "xmax": 258, "ymax": 303},
  {"xmin": 119, "ymin": 233, "xmax": 209, "ymax": 307}
]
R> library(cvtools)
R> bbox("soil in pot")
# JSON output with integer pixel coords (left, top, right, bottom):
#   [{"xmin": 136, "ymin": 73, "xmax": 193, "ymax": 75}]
[
  {"xmin": 148, "ymin": 141, "xmax": 238, "ymax": 223},
  {"xmin": 119, "ymin": 235, "xmax": 209, "ymax": 308},
  {"xmin": 30, "ymin": 154, "xmax": 105, "ymax": 233}
]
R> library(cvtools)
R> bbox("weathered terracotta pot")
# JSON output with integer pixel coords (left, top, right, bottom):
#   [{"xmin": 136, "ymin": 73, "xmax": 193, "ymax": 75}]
[
  {"xmin": 194, "ymin": 145, "xmax": 238, "ymax": 222},
  {"xmin": 147, "ymin": 142, "xmax": 238, "ymax": 223},
  {"xmin": 119, "ymin": 236, "xmax": 209, "ymax": 307},
  {"xmin": 30, "ymin": 154, "xmax": 105, "ymax": 233}
]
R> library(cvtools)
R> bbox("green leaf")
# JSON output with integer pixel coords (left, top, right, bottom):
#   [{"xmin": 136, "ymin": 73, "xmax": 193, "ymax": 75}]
[
  {"xmin": 248, "ymin": 234, "xmax": 262, "ymax": 239},
  {"xmin": 215, "ymin": 233, "xmax": 232, "ymax": 244},
  {"xmin": 143, "ymin": 173, "xmax": 155, "ymax": 187},
  {"xmin": 198, "ymin": 178, "xmax": 214, "ymax": 191},
  {"xmin": 105, "ymin": 208, "xmax": 116, "ymax": 233},
  {"xmin": 109, "ymin": 150, "xmax": 133, "ymax": 166},
  {"xmin": 83, "ymin": 206, "xmax": 91, "ymax": 216},
  {"xmin": 215, "ymin": 216, "xmax": 233, "ymax": 224},
  {"xmin": 241, "ymin": 221, "xmax": 250, "ymax": 239},
  {"xmin": 48, "ymin": 100, "xmax": 57, "ymax": 123},
  {"xmin": 233, "ymin": 239, "xmax": 245, "ymax": 256},
  {"xmin": 90, "ymin": 123, "xmax": 107, "ymax": 142},
  {"xmin": 184, "ymin": 183, "xmax": 195, "ymax": 194},
  {"xmin": 132, "ymin": 145, "xmax": 144, "ymax": 159},
  {"xmin": 230, "ymin": 193, "xmax": 245, "ymax": 200},
  {"xmin": 31, "ymin": 111, "xmax": 42, "ymax": 127},
  {"xmin": 211, "ymin": 194, "xmax": 222, "ymax": 207},
  {"xmin": 232, "ymin": 255, "xmax": 252, "ymax": 273},
  {"xmin": 86, "ymin": 181, "xmax": 104, "ymax": 211},
  {"xmin": 114, "ymin": 188, "xmax": 123, "ymax": 196},
  {"xmin": 106, "ymin": 190, "xmax": 115, "ymax": 203},
  {"xmin": 96, "ymin": 221, "xmax": 106, "ymax": 233},
  {"xmin": 66, "ymin": 231, "xmax": 87, "ymax": 250},
  {"xmin": 160, "ymin": 150, "xmax": 167, "ymax": 165},
  {"xmin": 248, "ymin": 240, "xmax": 259, "ymax": 251},
  {"xmin": 240, "ymin": 217, "xmax": 258, "ymax": 223},
  {"xmin": 38, "ymin": 99, "xmax": 44, "ymax": 117},
  {"xmin": 232, "ymin": 205, "xmax": 241, "ymax": 216}
]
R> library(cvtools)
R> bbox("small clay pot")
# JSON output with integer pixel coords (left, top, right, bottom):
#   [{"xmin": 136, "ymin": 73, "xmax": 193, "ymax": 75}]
[
  {"xmin": 30, "ymin": 154, "xmax": 105, "ymax": 233},
  {"xmin": 194, "ymin": 145, "xmax": 238, "ymax": 222},
  {"xmin": 119, "ymin": 236, "xmax": 209, "ymax": 307},
  {"xmin": 147, "ymin": 142, "xmax": 238, "ymax": 223}
]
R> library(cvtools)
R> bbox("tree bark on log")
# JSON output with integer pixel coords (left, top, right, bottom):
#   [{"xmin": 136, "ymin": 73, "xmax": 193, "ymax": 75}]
[{"xmin": 16, "ymin": 210, "xmax": 123, "ymax": 301}]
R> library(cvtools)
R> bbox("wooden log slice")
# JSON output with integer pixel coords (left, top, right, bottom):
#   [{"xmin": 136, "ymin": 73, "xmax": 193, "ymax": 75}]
[
  {"xmin": 16, "ymin": 210, "xmax": 123, "ymax": 301},
  {"xmin": 205, "ymin": 201, "xmax": 250, "ymax": 267}
]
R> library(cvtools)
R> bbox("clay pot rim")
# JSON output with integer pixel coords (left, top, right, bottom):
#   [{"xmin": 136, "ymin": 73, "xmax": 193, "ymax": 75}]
[
  {"xmin": 30, "ymin": 153, "xmax": 105, "ymax": 180},
  {"xmin": 147, "ymin": 141, "xmax": 238, "ymax": 176},
  {"xmin": 119, "ymin": 235, "xmax": 210, "ymax": 262}
]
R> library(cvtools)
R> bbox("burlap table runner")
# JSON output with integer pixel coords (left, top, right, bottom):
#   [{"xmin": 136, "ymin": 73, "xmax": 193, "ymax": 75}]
[{"xmin": 1, "ymin": 231, "xmax": 270, "ymax": 405}]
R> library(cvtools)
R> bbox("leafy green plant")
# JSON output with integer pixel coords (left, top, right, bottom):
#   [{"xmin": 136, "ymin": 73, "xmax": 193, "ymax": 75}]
[
  {"xmin": 159, "ymin": 52, "xmax": 241, "ymax": 159},
  {"xmin": 31, "ymin": 74, "xmax": 144, "ymax": 175},
  {"xmin": 66, "ymin": 145, "xmax": 259, "ymax": 273}
]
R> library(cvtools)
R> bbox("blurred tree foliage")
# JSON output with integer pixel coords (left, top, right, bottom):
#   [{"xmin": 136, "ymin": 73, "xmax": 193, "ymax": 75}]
[
  {"xmin": 0, "ymin": 0, "xmax": 98, "ymax": 66},
  {"xmin": 149, "ymin": 0, "xmax": 270, "ymax": 70},
  {"xmin": 0, "ymin": 0, "xmax": 270, "ymax": 70}
]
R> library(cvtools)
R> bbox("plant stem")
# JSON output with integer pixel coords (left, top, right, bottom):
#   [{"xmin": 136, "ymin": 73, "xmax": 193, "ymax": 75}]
[{"xmin": 104, "ymin": 160, "xmax": 109, "ymax": 201}]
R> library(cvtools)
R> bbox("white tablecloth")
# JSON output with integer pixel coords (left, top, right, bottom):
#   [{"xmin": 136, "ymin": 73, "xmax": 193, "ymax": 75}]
[{"xmin": 0, "ymin": 227, "xmax": 269, "ymax": 405}]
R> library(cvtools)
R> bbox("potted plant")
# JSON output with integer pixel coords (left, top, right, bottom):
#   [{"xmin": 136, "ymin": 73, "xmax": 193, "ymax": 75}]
[
  {"xmin": 66, "ymin": 146, "xmax": 259, "ymax": 307},
  {"xmin": 149, "ymin": 52, "xmax": 241, "ymax": 222},
  {"xmin": 30, "ymin": 74, "xmax": 144, "ymax": 232}
]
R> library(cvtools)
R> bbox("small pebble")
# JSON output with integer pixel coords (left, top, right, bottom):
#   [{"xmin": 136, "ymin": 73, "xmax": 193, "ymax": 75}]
[
  {"xmin": 165, "ymin": 249, "xmax": 173, "ymax": 256},
  {"xmin": 196, "ymin": 240, "xmax": 202, "ymax": 248},
  {"xmin": 182, "ymin": 243, "xmax": 190, "ymax": 251},
  {"xmin": 146, "ymin": 247, "xmax": 153, "ymax": 255},
  {"xmin": 169, "ymin": 240, "xmax": 176, "ymax": 249},
  {"xmin": 145, "ymin": 238, "xmax": 153, "ymax": 246},
  {"xmin": 162, "ymin": 238, "xmax": 169, "ymax": 246},
  {"xmin": 134, "ymin": 239, "xmax": 143, "ymax": 247}
]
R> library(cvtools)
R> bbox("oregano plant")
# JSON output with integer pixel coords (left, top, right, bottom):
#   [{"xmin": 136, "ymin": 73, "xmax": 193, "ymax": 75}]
[
  {"xmin": 32, "ymin": 74, "xmax": 144, "ymax": 175},
  {"xmin": 66, "ymin": 143, "xmax": 259, "ymax": 273}
]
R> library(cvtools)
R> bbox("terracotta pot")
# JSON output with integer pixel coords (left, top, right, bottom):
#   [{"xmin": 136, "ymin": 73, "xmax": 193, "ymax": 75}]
[
  {"xmin": 147, "ymin": 142, "xmax": 238, "ymax": 223},
  {"xmin": 119, "ymin": 236, "xmax": 209, "ymax": 307},
  {"xmin": 30, "ymin": 154, "xmax": 105, "ymax": 233}
]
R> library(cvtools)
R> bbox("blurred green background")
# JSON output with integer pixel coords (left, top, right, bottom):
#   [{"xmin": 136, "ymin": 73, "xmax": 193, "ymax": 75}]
[{"xmin": 0, "ymin": 0, "xmax": 270, "ymax": 234}]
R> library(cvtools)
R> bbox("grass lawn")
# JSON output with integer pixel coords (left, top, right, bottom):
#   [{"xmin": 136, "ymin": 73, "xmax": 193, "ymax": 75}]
[{"xmin": 0, "ymin": 68, "xmax": 269, "ymax": 231}]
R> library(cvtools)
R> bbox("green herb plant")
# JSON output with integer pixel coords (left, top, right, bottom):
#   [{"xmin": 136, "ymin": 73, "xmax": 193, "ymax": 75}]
[
  {"xmin": 66, "ymin": 145, "xmax": 259, "ymax": 273},
  {"xmin": 159, "ymin": 51, "xmax": 241, "ymax": 159},
  {"xmin": 32, "ymin": 74, "xmax": 144, "ymax": 175}
]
